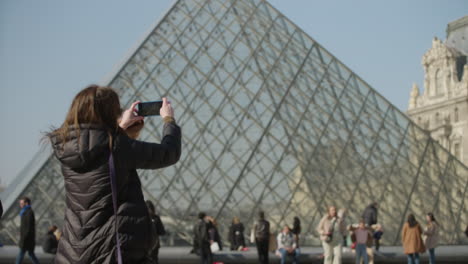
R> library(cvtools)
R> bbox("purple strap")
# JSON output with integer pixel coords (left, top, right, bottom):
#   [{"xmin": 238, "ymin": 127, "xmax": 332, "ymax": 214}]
[{"xmin": 109, "ymin": 152, "xmax": 123, "ymax": 264}]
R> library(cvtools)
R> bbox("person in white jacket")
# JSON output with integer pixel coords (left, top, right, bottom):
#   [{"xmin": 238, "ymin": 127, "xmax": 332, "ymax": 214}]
[{"xmin": 277, "ymin": 225, "xmax": 300, "ymax": 264}]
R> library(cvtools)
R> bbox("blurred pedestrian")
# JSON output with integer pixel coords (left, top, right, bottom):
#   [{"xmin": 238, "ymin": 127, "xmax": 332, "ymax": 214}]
[
  {"xmin": 362, "ymin": 202, "xmax": 378, "ymax": 227},
  {"xmin": 401, "ymin": 214, "xmax": 425, "ymax": 264},
  {"xmin": 146, "ymin": 200, "xmax": 166, "ymax": 264},
  {"xmin": 317, "ymin": 206, "xmax": 346, "ymax": 264},
  {"xmin": 194, "ymin": 212, "xmax": 212, "ymax": 264},
  {"xmin": 372, "ymin": 224, "xmax": 383, "ymax": 251},
  {"xmin": 42, "ymin": 225, "xmax": 58, "ymax": 254},
  {"xmin": 337, "ymin": 209, "xmax": 348, "ymax": 247},
  {"xmin": 15, "ymin": 197, "xmax": 40, "ymax": 264},
  {"xmin": 277, "ymin": 225, "xmax": 300, "ymax": 264},
  {"xmin": 206, "ymin": 216, "xmax": 223, "ymax": 251},
  {"xmin": 229, "ymin": 216, "xmax": 245, "ymax": 251},
  {"xmin": 254, "ymin": 211, "xmax": 270, "ymax": 264},
  {"xmin": 292, "ymin": 216, "xmax": 301, "ymax": 248},
  {"xmin": 349, "ymin": 219, "xmax": 372, "ymax": 264},
  {"xmin": 423, "ymin": 213, "xmax": 439, "ymax": 264}
]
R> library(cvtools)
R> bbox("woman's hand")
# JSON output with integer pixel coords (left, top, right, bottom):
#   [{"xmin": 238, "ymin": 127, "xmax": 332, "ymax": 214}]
[
  {"xmin": 160, "ymin": 97, "xmax": 174, "ymax": 118},
  {"xmin": 119, "ymin": 101, "xmax": 144, "ymax": 130}
]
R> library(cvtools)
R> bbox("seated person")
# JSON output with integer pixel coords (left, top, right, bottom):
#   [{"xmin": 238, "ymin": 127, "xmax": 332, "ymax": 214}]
[
  {"xmin": 42, "ymin": 225, "xmax": 59, "ymax": 254},
  {"xmin": 277, "ymin": 225, "xmax": 300, "ymax": 264}
]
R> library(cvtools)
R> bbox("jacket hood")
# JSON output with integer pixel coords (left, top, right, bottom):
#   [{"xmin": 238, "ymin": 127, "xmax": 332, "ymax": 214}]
[{"xmin": 50, "ymin": 124, "xmax": 111, "ymax": 170}]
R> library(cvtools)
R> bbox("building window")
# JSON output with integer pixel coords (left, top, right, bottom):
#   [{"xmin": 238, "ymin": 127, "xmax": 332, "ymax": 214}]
[
  {"xmin": 435, "ymin": 69, "xmax": 443, "ymax": 95},
  {"xmin": 454, "ymin": 143, "xmax": 461, "ymax": 159},
  {"xmin": 454, "ymin": 108, "xmax": 459, "ymax": 122}
]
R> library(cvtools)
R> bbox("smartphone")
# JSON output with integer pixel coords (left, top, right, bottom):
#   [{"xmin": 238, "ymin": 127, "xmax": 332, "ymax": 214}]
[{"xmin": 137, "ymin": 101, "xmax": 163, "ymax": 116}]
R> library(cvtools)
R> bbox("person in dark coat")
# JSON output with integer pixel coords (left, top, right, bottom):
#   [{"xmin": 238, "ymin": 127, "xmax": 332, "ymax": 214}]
[
  {"xmin": 42, "ymin": 225, "xmax": 59, "ymax": 254},
  {"xmin": 362, "ymin": 202, "xmax": 378, "ymax": 227},
  {"xmin": 15, "ymin": 197, "xmax": 40, "ymax": 264},
  {"xmin": 229, "ymin": 216, "xmax": 245, "ymax": 251},
  {"xmin": 207, "ymin": 216, "xmax": 223, "ymax": 251},
  {"xmin": 254, "ymin": 211, "xmax": 270, "ymax": 264},
  {"xmin": 292, "ymin": 216, "xmax": 301, "ymax": 248},
  {"xmin": 194, "ymin": 212, "xmax": 212, "ymax": 264},
  {"xmin": 146, "ymin": 200, "xmax": 166, "ymax": 264},
  {"xmin": 48, "ymin": 85, "xmax": 181, "ymax": 264}
]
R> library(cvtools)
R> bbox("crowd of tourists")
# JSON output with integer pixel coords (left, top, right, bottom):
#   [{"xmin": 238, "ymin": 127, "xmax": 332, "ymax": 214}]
[{"xmin": 191, "ymin": 202, "xmax": 447, "ymax": 264}]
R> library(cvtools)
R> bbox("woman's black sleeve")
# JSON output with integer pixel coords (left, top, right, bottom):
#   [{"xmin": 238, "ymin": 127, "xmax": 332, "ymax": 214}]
[{"xmin": 125, "ymin": 122, "xmax": 181, "ymax": 169}]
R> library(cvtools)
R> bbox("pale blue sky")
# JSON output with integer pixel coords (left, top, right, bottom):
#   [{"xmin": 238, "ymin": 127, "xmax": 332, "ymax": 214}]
[{"xmin": 0, "ymin": 0, "xmax": 466, "ymax": 187}]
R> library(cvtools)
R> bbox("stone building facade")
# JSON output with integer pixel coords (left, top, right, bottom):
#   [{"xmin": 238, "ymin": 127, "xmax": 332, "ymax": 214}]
[{"xmin": 407, "ymin": 16, "xmax": 468, "ymax": 166}]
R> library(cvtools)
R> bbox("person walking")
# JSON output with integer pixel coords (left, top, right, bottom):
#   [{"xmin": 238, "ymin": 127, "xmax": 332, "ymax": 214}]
[
  {"xmin": 15, "ymin": 197, "xmax": 40, "ymax": 264},
  {"xmin": 48, "ymin": 85, "xmax": 181, "ymax": 263},
  {"xmin": 277, "ymin": 225, "xmax": 300, "ymax": 264},
  {"xmin": 194, "ymin": 212, "xmax": 213, "ymax": 264},
  {"xmin": 42, "ymin": 225, "xmax": 59, "ymax": 254},
  {"xmin": 317, "ymin": 206, "xmax": 347, "ymax": 264},
  {"xmin": 254, "ymin": 211, "xmax": 270, "ymax": 264},
  {"xmin": 401, "ymin": 214, "xmax": 425, "ymax": 264},
  {"xmin": 423, "ymin": 213, "xmax": 439, "ymax": 264},
  {"xmin": 229, "ymin": 216, "xmax": 245, "ymax": 251},
  {"xmin": 146, "ymin": 200, "xmax": 166, "ymax": 264}
]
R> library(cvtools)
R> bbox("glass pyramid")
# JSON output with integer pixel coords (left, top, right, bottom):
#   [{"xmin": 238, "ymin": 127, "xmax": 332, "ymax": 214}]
[{"xmin": 1, "ymin": 0, "xmax": 467, "ymax": 247}]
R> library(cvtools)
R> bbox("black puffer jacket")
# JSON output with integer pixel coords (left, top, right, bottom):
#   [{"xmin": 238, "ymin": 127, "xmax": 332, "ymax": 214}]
[
  {"xmin": 51, "ymin": 122, "xmax": 181, "ymax": 264},
  {"xmin": 362, "ymin": 204, "xmax": 378, "ymax": 226}
]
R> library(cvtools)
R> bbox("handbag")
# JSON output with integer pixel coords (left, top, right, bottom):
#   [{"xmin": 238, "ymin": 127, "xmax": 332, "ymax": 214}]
[{"xmin": 210, "ymin": 242, "xmax": 220, "ymax": 252}]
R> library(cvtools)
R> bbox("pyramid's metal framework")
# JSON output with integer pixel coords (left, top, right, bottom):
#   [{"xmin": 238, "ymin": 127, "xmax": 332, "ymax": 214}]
[{"xmin": 1, "ymin": 0, "xmax": 467, "ymax": 246}]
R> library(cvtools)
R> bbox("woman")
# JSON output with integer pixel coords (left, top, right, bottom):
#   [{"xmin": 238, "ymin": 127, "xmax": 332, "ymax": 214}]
[
  {"xmin": 42, "ymin": 226, "xmax": 58, "ymax": 254},
  {"xmin": 207, "ymin": 216, "xmax": 223, "ymax": 251},
  {"xmin": 423, "ymin": 213, "xmax": 439, "ymax": 264},
  {"xmin": 401, "ymin": 214, "xmax": 425, "ymax": 264},
  {"xmin": 317, "ymin": 206, "xmax": 346, "ymax": 264},
  {"xmin": 292, "ymin": 216, "xmax": 301, "ymax": 248},
  {"xmin": 49, "ymin": 85, "xmax": 181, "ymax": 263},
  {"xmin": 229, "ymin": 216, "xmax": 245, "ymax": 251}
]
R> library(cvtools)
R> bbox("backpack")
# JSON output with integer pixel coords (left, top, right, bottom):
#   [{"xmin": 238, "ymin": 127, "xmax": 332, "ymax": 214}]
[{"xmin": 255, "ymin": 220, "xmax": 269, "ymax": 241}]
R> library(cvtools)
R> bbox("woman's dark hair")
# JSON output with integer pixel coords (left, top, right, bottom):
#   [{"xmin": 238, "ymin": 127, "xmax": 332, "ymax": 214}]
[
  {"xmin": 292, "ymin": 216, "xmax": 301, "ymax": 235},
  {"xmin": 407, "ymin": 214, "xmax": 418, "ymax": 227},
  {"xmin": 50, "ymin": 85, "xmax": 122, "ymax": 144},
  {"xmin": 198, "ymin": 212, "xmax": 206, "ymax": 220},
  {"xmin": 146, "ymin": 200, "xmax": 156, "ymax": 216},
  {"xmin": 258, "ymin": 211, "xmax": 265, "ymax": 220},
  {"xmin": 427, "ymin": 212, "xmax": 437, "ymax": 223}
]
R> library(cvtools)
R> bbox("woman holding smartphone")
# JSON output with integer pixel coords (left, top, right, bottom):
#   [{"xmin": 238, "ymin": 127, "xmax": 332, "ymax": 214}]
[{"xmin": 49, "ymin": 85, "xmax": 181, "ymax": 263}]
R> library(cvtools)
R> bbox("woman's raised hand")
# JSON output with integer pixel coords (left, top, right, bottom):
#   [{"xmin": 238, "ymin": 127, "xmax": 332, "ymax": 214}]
[
  {"xmin": 119, "ymin": 101, "xmax": 144, "ymax": 130},
  {"xmin": 160, "ymin": 97, "xmax": 174, "ymax": 118}
]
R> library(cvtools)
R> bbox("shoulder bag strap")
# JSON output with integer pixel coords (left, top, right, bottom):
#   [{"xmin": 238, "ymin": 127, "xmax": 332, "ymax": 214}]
[{"xmin": 109, "ymin": 152, "xmax": 123, "ymax": 264}]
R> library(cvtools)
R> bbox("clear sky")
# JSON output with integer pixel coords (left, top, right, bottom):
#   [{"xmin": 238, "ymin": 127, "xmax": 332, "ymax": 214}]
[{"xmin": 0, "ymin": 0, "xmax": 466, "ymax": 187}]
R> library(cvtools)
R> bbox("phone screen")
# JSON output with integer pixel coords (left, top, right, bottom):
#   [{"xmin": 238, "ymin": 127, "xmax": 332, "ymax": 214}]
[{"xmin": 137, "ymin": 101, "xmax": 163, "ymax": 116}]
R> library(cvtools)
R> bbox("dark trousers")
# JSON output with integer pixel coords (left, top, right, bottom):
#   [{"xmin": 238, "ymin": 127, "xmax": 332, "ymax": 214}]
[
  {"xmin": 200, "ymin": 245, "xmax": 213, "ymax": 264},
  {"xmin": 151, "ymin": 247, "xmax": 160, "ymax": 264},
  {"xmin": 375, "ymin": 239, "xmax": 380, "ymax": 251},
  {"xmin": 15, "ymin": 248, "xmax": 40, "ymax": 264},
  {"xmin": 256, "ymin": 239, "xmax": 269, "ymax": 264}
]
